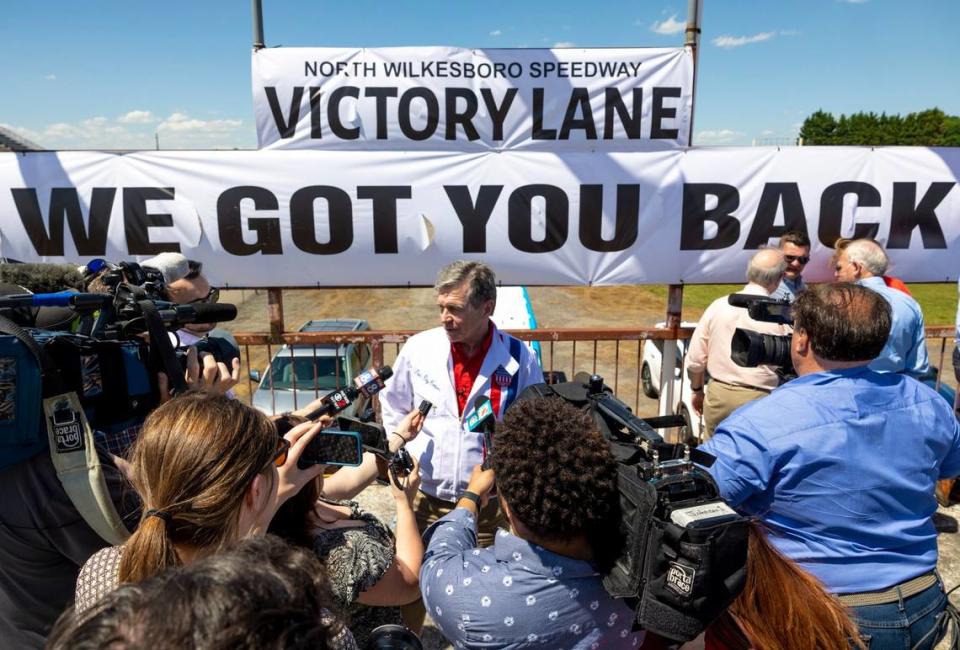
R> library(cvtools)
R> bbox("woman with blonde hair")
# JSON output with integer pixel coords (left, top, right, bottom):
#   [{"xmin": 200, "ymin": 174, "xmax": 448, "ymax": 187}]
[{"xmin": 74, "ymin": 392, "xmax": 328, "ymax": 609}]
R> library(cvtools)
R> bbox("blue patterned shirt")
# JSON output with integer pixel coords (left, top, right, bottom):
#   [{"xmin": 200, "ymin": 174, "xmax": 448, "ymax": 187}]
[
  {"xmin": 701, "ymin": 367, "xmax": 960, "ymax": 594},
  {"xmin": 420, "ymin": 508, "xmax": 644, "ymax": 649}
]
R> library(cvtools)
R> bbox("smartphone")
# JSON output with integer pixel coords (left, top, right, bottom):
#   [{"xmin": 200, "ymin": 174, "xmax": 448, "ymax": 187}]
[
  {"xmin": 336, "ymin": 416, "xmax": 386, "ymax": 451},
  {"xmin": 297, "ymin": 429, "xmax": 364, "ymax": 469}
]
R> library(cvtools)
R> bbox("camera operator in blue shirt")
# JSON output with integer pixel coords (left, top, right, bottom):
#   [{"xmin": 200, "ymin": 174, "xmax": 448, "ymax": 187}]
[{"xmin": 700, "ymin": 282, "xmax": 960, "ymax": 648}]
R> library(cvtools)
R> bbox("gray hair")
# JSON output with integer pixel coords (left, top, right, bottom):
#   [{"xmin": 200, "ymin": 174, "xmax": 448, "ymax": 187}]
[
  {"xmin": 434, "ymin": 261, "xmax": 497, "ymax": 307},
  {"xmin": 746, "ymin": 248, "xmax": 787, "ymax": 286},
  {"xmin": 844, "ymin": 239, "xmax": 888, "ymax": 276}
]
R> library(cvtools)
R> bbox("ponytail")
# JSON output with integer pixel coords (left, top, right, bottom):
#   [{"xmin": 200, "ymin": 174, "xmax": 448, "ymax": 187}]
[
  {"xmin": 117, "ymin": 512, "xmax": 181, "ymax": 584},
  {"xmin": 115, "ymin": 393, "xmax": 278, "ymax": 585},
  {"xmin": 710, "ymin": 524, "xmax": 865, "ymax": 649}
]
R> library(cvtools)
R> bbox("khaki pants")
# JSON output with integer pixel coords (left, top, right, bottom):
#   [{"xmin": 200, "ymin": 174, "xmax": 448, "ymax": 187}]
[
  {"xmin": 703, "ymin": 380, "xmax": 769, "ymax": 440},
  {"xmin": 400, "ymin": 490, "xmax": 507, "ymax": 630}
]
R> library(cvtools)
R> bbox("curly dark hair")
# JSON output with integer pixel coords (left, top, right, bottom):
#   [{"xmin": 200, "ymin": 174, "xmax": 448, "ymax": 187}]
[{"xmin": 493, "ymin": 397, "xmax": 622, "ymax": 570}]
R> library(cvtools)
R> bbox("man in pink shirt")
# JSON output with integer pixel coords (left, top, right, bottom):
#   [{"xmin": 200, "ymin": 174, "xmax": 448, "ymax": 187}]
[{"xmin": 686, "ymin": 249, "xmax": 791, "ymax": 440}]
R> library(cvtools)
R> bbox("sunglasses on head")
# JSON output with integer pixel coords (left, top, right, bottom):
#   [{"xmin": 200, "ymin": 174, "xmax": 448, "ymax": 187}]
[{"xmin": 784, "ymin": 255, "xmax": 810, "ymax": 265}]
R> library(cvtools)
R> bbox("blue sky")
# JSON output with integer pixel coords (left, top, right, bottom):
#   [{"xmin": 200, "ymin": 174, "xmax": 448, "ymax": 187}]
[{"xmin": 2, "ymin": 0, "xmax": 957, "ymax": 150}]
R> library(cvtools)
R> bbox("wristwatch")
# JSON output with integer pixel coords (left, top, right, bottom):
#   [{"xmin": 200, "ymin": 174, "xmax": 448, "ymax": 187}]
[
  {"xmin": 458, "ymin": 490, "xmax": 482, "ymax": 508},
  {"xmin": 690, "ymin": 385, "xmax": 704, "ymax": 393}
]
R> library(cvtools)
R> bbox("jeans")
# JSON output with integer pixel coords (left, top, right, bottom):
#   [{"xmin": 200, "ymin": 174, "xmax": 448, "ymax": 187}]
[{"xmin": 849, "ymin": 580, "xmax": 946, "ymax": 649}]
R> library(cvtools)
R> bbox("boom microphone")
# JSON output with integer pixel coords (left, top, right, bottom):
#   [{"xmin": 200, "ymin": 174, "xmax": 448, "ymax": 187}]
[
  {"xmin": 0, "ymin": 263, "xmax": 85, "ymax": 293},
  {"xmin": 0, "ymin": 291, "xmax": 113, "ymax": 310}
]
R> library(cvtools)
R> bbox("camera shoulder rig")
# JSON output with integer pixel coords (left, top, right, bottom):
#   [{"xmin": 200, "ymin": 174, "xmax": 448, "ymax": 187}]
[{"xmin": 513, "ymin": 375, "xmax": 749, "ymax": 643}]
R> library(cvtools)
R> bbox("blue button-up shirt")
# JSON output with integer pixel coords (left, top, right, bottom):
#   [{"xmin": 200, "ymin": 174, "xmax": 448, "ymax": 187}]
[
  {"xmin": 700, "ymin": 367, "xmax": 960, "ymax": 594},
  {"xmin": 420, "ymin": 508, "xmax": 644, "ymax": 649},
  {"xmin": 858, "ymin": 276, "xmax": 930, "ymax": 378},
  {"xmin": 771, "ymin": 276, "xmax": 806, "ymax": 303},
  {"xmin": 955, "ymin": 278, "xmax": 959, "ymax": 346}
]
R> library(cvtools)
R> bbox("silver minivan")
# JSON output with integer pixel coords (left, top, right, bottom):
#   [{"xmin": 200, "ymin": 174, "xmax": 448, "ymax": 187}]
[{"xmin": 249, "ymin": 319, "xmax": 371, "ymax": 415}]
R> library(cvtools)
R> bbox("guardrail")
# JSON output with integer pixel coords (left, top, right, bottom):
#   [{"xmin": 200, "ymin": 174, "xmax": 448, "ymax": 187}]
[
  {"xmin": 233, "ymin": 325, "xmax": 958, "ymax": 419},
  {"xmin": 234, "ymin": 326, "xmax": 696, "ymax": 415}
]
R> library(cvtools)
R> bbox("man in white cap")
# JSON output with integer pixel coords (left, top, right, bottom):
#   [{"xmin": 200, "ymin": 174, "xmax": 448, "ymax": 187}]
[
  {"xmin": 141, "ymin": 253, "xmax": 239, "ymax": 386},
  {"xmin": 141, "ymin": 253, "xmax": 219, "ymax": 345}
]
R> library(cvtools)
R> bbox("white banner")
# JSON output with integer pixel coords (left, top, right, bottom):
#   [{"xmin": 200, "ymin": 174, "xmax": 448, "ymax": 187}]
[
  {"xmin": 0, "ymin": 148, "xmax": 958, "ymax": 286},
  {"xmin": 252, "ymin": 47, "xmax": 693, "ymax": 151}
]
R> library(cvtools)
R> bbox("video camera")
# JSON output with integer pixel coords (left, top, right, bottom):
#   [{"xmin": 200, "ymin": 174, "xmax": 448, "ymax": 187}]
[
  {"xmin": 513, "ymin": 374, "xmax": 749, "ymax": 643},
  {"xmin": 727, "ymin": 294, "xmax": 795, "ymax": 379},
  {"xmin": 0, "ymin": 260, "xmax": 238, "ymax": 469}
]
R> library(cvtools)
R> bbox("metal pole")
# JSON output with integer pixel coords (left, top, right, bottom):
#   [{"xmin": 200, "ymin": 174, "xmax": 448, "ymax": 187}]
[
  {"xmin": 657, "ymin": 285, "xmax": 684, "ymax": 441},
  {"xmin": 267, "ymin": 288, "xmax": 284, "ymax": 343},
  {"xmin": 252, "ymin": 0, "xmax": 265, "ymax": 50},
  {"xmin": 684, "ymin": 0, "xmax": 703, "ymax": 144},
  {"xmin": 655, "ymin": 0, "xmax": 702, "ymax": 442}
]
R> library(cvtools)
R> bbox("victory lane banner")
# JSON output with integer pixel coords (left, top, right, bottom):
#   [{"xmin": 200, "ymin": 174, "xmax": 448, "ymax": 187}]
[
  {"xmin": 0, "ymin": 147, "xmax": 958, "ymax": 286},
  {"xmin": 252, "ymin": 47, "xmax": 693, "ymax": 151}
]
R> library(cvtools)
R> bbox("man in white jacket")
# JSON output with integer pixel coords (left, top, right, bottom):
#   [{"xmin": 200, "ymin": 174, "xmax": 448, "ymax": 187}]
[
  {"xmin": 381, "ymin": 261, "xmax": 542, "ymax": 629},
  {"xmin": 382, "ymin": 261, "xmax": 543, "ymax": 541}
]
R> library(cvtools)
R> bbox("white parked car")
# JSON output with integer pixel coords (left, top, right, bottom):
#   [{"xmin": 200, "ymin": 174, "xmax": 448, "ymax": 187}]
[{"xmin": 640, "ymin": 321, "xmax": 704, "ymax": 444}]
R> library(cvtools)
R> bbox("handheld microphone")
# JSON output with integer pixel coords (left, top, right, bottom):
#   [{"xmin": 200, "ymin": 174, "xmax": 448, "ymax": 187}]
[
  {"xmin": 465, "ymin": 396, "xmax": 496, "ymax": 469},
  {"xmin": 303, "ymin": 366, "xmax": 394, "ymax": 420},
  {"xmin": 353, "ymin": 366, "xmax": 393, "ymax": 398}
]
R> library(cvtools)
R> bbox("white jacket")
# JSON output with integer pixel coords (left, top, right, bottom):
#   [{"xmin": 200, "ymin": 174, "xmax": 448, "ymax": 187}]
[{"xmin": 380, "ymin": 324, "xmax": 543, "ymax": 501}]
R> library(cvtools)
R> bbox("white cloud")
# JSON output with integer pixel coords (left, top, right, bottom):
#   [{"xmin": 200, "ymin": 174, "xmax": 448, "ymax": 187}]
[
  {"xmin": 489, "ymin": 29, "xmax": 502, "ymax": 37},
  {"xmin": 4, "ymin": 110, "xmax": 248, "ymax": 149},
  {"xmin": 779, "ymin": 29, "xmax": 800, "ymax": 36},
  {"xmin": 158, "ymin": 112, "xmax": 242, "ymax": 133},
  {"xmin": 118, "ymin": 110, "xmax": 155, "ymax": 124},
  {"xmin": 553, "ymin": 41, "xmax": 576, "ymax": 48},
  {"xmin": 44, "ymin": 74, "xmax": 57, "ymax": 81},
  {"xmin": 712, "ymin": 32, "xmax": 776, "ymax": 48},
  {"xmin": 650, "ymin": 14, "xmax": 685, "ymax": 35},
  {"xmin": 761, "ymin": 129, "xmax": 776, "ymax": 136},
  {"xmin": 695, "ymin": 129, "xmax": 745, "ymax": 145}
]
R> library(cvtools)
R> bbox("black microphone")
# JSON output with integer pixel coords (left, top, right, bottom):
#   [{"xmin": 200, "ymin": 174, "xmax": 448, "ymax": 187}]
[
  {"xmin": 353, "ymin": 366, "xmax": 393, "ymax": 398},
  {"xmin": 157, "ymin": 302, "xmax": 237, "ymax": 327},
  {"xmin": 303, "ymin": 366, "xmax": 394, "ymax": 420},
  {"xmin": 304, "ymin": 385, "xmax": 360, "ymax": 420}
]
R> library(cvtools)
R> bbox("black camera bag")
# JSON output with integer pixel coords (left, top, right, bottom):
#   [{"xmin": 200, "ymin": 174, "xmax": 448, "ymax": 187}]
[{"xmin": 512, "ymin": 381, "xmax": 749, "ymax": 643}]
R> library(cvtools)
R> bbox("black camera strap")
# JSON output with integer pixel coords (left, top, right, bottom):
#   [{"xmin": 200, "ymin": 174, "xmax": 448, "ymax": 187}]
[
  {"xmin": 0, "ymin": 314, "xmax": 65, "ymax": 397},
  {"xmin": 137, "ymin": 299, "xmax": 187, "ymax": 395}
]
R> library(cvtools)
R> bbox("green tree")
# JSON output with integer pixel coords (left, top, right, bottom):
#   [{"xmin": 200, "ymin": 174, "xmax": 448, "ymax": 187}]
[
  {"xmin": 798, "ymin": 107, "xmax": 958, "ymax": 145},
  {"xmin": 799, "ymin": 110, "xmax": 837, "ymax": 144}
]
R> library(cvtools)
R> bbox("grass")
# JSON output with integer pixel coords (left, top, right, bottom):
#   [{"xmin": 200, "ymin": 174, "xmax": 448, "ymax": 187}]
[{"xmin": 646, "ymin": 282, "xmax": 958, "ymax": 325}]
